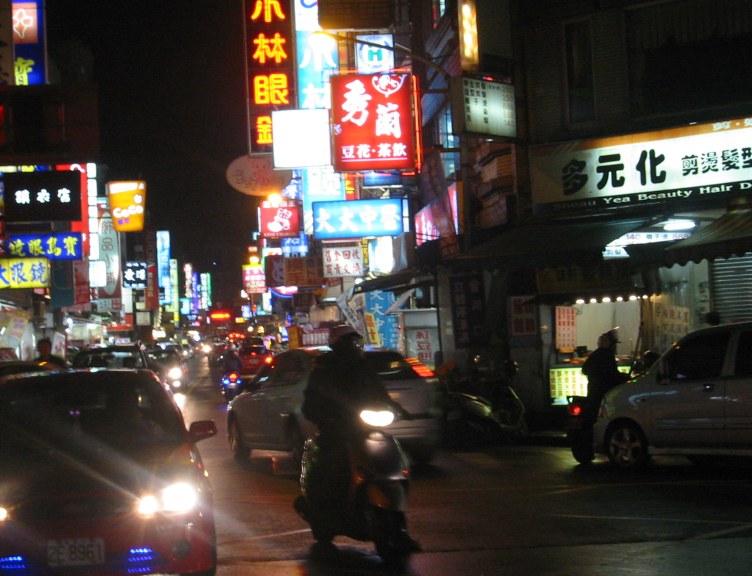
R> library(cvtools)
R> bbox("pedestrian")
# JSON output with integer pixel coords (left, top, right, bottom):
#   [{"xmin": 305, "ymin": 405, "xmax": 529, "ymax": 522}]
[
  {"xmin": 581, "ymin": 329, "xmax": 629, "ymax": 404},
  {"xmin": 34, "ymin": 337, "xmax": 68, "ymax": 369}
]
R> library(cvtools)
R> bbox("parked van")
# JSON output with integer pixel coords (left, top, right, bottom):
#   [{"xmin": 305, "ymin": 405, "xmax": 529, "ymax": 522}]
[{"xmin": 593, "ymin": 321, "xmax": 752, "ymax": 469}]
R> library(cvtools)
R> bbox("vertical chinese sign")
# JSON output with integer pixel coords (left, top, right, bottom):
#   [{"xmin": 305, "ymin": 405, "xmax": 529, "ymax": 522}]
[
  {"xmin": 246, "ymin": 0, "xmax": 295, "ymax": 153},
  {"xmin": 331, "ymin": 73, "xmax": 416, "ymax": 172}
]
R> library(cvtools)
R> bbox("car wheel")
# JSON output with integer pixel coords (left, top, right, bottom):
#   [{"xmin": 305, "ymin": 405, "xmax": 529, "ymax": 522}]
[
  {"xmin": 606, "ymin": 422, "xmax": 648, "ymax": 469},
  {"xmin": 228, "ymin": 418, "xmax": 250, "ymax": 462}
]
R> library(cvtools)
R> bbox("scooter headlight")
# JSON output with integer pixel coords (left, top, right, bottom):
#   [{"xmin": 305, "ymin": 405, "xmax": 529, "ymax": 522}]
[
  {"xmin": 167, "ymin": 366, "xmax": 183, "ymax": 380},
  {"xmin": 359, "ymin": 409, "xmax": 394, "ymax": 427}
]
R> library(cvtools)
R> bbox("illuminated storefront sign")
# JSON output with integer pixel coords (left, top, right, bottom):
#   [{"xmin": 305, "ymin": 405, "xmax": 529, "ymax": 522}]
[
  {"xmin": 355, "ymin": 34, "xmax": 395, "ymax": 74},
  {"xmin": 12, "ymin": 1, "xmax": 46, "ymax": 85},
  {"xmin": 331, "ymin": 73, "xmax": 416, "ymax": 172},
  {"xmin": 247, "ymin": 0, "xmax": 295, "ymax": 152},
  {"xmin": 450, "ymin": 76, "xmax": 516, "ymax": 138},
  {"xmin": 2, "ymin": 170, "xmax": 82, "ymax": 222},
  {"xmin": 123, "ymin": 261, "xmax": 148, "ymax": 290},
  {"xmin": 7, "ymin": 232, "xmax": 83, "ymax": 260},
  {"xmin": 243, "ymin": 263, "xmax": 267, "ymax": 294},
  {"xmin": 312, "ymin": 198, "xmax": 403, "ymax": 240},
  {"xmin": 0, "ymin": 257, "xmax": 49, "ymax": 288},
  {"xmin": 106, "ymin": 180, "xmax": 146, "ymax": 232},
  {"xmin": 530, "ymin": 115, "xmax": 752, "ymax": 215},
  {"xmin": 259, "ymin": 198, "xmax": 301, "ymax": 239},
  {"xmin": 156, "ymin": 230, "xmax": 172, "ymax": 305},
  {"xmin": 322, "ymin": 244, "xmax": 363, "ymax": 278}
]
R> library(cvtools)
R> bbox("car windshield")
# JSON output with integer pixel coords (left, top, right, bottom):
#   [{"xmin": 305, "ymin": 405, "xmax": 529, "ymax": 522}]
[
  {"xmin": 147, "ymin": 349, "xmax": 182, "ymax": 364},
  {"xmin": 0, "ymin": 374, "xmax": 184, "ymax": 460},
  {"xmin": 72, "ymin": 348, "xmax": 146, "ymax": 369}
]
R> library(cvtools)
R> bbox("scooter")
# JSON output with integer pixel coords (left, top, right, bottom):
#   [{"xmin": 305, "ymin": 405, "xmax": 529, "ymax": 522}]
[
  {"xmin": 294, "ymin": 404, "xmax": 416, "ymax": 571},
  {"xmin": 565, "ymin": 395, "xmax": 598, "ymax": 464},
  {"xmin": 444, "ymin": 385, "xmax": 528, "ymax": 445}
]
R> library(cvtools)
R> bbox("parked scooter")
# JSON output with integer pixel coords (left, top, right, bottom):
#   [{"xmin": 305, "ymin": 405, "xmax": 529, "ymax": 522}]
[
  {"xmin": 442, "ymin": 357, "xmax": 528, "ymax": 446},
  {"xmin": 294, "ymin": 403, "xmax": 415, "ymax": 571}
]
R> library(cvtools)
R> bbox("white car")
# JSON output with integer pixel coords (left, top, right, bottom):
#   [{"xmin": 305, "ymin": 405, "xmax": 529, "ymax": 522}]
[
  {"xmin": 226, "ymin": 347, "xmax": 444, "ymax": 466},
  {"xmin": 593, "ymin": 321, "xmax": 752, "ymax": 469}
]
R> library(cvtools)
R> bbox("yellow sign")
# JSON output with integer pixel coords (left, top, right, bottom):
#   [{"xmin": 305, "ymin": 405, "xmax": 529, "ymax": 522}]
[
  {"xmin": 106, "ymin": 181, "xmax": 146, "ymax": 232},
  {"xmin": 0, "ymin": 258, "xmax": 50, "ymax": 289},
  {"xmin": 363, "ymin": 312, "xmax": 381, "ymax": 347}
]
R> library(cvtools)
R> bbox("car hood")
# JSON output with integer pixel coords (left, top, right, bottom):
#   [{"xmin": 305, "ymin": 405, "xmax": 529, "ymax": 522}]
[{"xmin": 1, "ymin": 441, "xmax": 200, "ymax": 511}]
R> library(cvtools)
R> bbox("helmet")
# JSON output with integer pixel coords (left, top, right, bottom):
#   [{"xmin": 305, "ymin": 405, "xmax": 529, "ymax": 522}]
[
  {"xmin": 597, "ymin": 329, "xmax": 620, "ymax": 348},
  {"xmin": 328, "ymin": 324, "xmax": 361, "ymax": 347}
]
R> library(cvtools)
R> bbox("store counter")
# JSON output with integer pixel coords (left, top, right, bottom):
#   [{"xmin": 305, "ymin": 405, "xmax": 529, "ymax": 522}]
[{"xmin": 549, "ymin": 357, "xmax": 632, "ymax": 406}]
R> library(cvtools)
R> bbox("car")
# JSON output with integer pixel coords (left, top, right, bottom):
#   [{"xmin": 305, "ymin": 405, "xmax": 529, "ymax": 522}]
[
  {"xmin": 236, "ymin": 344, "xmax": 273, "ymax": 375},
  {"xmin": 0, "ymin": 369, "xmax": 218, "ymax": 575},
  {"xmin": 226, "ymin": 347, "xmax": 444, "ymax": 466},
  {"xmin": 71, "ymin": 343, "xmax": 152, "ymax": 370},
  {"xmin": 593, "ymin": 321, "xmax": 752, "ymax": 469},
  {"xmin": 0, "ymin": 360, "xmax": 57, "ymax": 377},
  {"xmin": 147, "ymin": 346, "xmax": 190, "ymax": 392}
]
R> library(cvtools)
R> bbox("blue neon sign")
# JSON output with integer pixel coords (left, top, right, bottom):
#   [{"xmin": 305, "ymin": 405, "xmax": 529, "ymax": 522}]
[{"xmin": 312, "ymin": 198, "xmax": 404, "ymax": 240}]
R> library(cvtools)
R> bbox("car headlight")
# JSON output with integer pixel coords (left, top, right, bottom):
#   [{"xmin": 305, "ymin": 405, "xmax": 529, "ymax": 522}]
[
  {"xmin": 359, "ymin": 409, "xmax": 394, "ymax": 427},
  {"xmin": 0, "ymin": 506, "xmax": 8, "ymax": 522},
  {"xmin": 167, "ymin": 366, "xmax": 183, "ymax": 380},
  {"xmin": 137, "ymin": 482, "xmax": 198, "ymax": 517}
]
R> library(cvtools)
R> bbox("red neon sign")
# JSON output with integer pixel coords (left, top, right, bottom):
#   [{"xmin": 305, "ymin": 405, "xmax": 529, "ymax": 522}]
[{"xmin": 331, "ymin": 73, "xmax": 416, "ymax": 172}]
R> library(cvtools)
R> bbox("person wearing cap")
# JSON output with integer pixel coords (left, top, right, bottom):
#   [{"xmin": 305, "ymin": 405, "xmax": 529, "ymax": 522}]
[{"xmin": 581, "ymin": 329, "xmax": 629, "ymax": 404}]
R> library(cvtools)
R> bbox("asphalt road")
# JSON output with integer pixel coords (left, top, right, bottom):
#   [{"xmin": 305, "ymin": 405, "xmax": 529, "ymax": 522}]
[{"xmin": 181, "ymin": 355, "xmax": 752, "ymax": 576}]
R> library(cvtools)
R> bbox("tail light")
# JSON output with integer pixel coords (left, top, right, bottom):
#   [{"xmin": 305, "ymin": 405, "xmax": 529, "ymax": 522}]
[
  {"xmin": 405, "ymin": 357, "xmax": 434, "ymax": 378},
  {"xmin": 264, "ymin": 356, "xmax": 273, "ymax": 364},
  {"xmin": 568, "ymin": 403, "xmax": 582, "ymax": 417},
  {"xmin": 228, "ymin": 372, "xmax": 239, "ymax": 382}
]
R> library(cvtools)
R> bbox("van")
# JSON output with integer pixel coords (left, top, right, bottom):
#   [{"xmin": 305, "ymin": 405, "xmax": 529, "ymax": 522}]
[{"xmin": 593, "ymin": 321, "xmax": 752, "ymax": 469}]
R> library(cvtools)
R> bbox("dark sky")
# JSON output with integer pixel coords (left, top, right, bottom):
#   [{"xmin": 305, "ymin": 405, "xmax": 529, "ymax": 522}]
[{"xmin": 46, "ymin": 0, "xmax": 258, "ymax": 304}]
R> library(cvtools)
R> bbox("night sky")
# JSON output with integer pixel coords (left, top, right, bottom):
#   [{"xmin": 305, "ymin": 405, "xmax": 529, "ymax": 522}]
[{"xmin": 45, "ymin": 0, "xmax": 258, "ymax": 304}]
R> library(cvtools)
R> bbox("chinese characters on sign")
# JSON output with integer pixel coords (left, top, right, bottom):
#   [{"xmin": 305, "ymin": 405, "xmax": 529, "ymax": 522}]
[
  {"xmin": 6, "ymin": 232, "xmax": 82, "ymax": 260},
  {"xmin": 259, "ymin": 199, "xmax": 300, "ymax": 239},
  {"xmin": 283, "ymin": 256, "xmax": 323, "ymax": 287},
  {"xmin": 449, "ymin": 271, "xmax": 486, "ymax": 348},
  {"xmin": 0, "ymin": 257, "xmax": 49, "ymax": 289},
  {"xmin": 530, "ymin": 116, "xmax": 752, "ymax": 215},
  {"xmin": 247, "ymin": 0, "xmax": 295, "ymax": 152},
  {"xmin": 2, "ymin": 171, "xmax": 82, "ymax": 222},
  {"xmin": 509, "ymin": 295, "xmax": 536, "ymax": 337},
  {"xmin": 322, "ymin": 244, "xmax": 364, "ymax": 278},
  {"xmin": 122, "ymin": 262, "xmax": 148, "ymax": 290},
  {"xmin": 451, "ymin": 76, "xmax": 516, "ymax": 138},
  {"xmin": 243, "ymin": 264, "xmax": 267, "ymax": 294},
  {"xmin": 331, "ymin": 73, "xmax": 416, "ymax": 172},
  {"xmin": 312, "ymin": 198, "xmax": 403, "ymax": 240},
  {"xmin": 555, "ymin": 306, "xmax": 577, "ymax": 352}
]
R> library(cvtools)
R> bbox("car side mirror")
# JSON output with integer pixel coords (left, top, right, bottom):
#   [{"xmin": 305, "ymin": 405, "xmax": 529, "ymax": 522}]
[{"xmin": 189, "ymin": 420, "xmax": 218, "ymax": 442}]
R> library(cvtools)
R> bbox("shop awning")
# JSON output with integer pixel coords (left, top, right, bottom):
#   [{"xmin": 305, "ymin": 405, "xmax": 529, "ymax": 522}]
[
  {"xmin": 664, "ymin": 208, "xmax": 752, "ymax": 266},
  {"xmin": 454, "ymin": 218, "xmax": 647, "ymax": 269},
  {"xmin": 352, "ymin": 269, "xmax": 435, "ymax": 294}
]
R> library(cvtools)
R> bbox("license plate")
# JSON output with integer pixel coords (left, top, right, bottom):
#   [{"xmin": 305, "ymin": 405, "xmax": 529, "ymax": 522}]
[{"xmin": 47, "ymin": 538, "xmax": 105, "ymax": 567}]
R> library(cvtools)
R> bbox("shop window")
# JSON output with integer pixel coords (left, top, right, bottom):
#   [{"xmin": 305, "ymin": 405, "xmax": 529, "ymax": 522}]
[
  {"xmin": 564, "ymin": 19, "xmax": 595, "ymax": 124},
  {"xmin": 437, "ymin": 107, "xmax": 459, "ymax": 178}
]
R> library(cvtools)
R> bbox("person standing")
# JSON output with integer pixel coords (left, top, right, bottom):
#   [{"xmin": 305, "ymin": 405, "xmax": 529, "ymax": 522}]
[
  {"xmin": 582, "ymin": 329, "xmax": 629, "ymax": 404},
  {"xmin": 34, "ymin": 338, "xmax": 68, "ymax": 369}
]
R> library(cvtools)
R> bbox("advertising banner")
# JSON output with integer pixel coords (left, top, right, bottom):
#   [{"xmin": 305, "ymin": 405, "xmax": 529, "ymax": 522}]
[
  {"xmin": 123, "ymin": 261, "xmax": 148, "ymax": 289},
  {"xmin": 259, "ymin": 199, "xmax": 301, "ymax": 239},
  {"xmin": 2, "ymin": 171, "xmax": 82, "ymax": 222},
  {"xmin": 0, "ymin": 257, "xmax": 49, "ymax": 288},
  {"xmin": 322, "ymin": 244, "xmax": 364, "ymax": 278},
  {"xmin": 312, "ymin": 198, "xmax": 403, "ymax": 240},
  {"xmin": 6, "ymin": 232, "xmax": 83, "ymax": 260},
  {"xmin": 331, "ymin": 73, "xmax": 415, "ymax": 172},
  {"xmin": 106, "ymin": 181, "xmax": 146, "ymax": 232},
  {"xmin": 243, "ymin": 264, "xmax": 266, "ymax": 294}
]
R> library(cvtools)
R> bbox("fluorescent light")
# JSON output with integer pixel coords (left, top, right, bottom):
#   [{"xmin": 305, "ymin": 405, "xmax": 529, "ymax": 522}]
[{"xmin": 663, "ymin": 219, "xmax": 695, "ymax": 231}]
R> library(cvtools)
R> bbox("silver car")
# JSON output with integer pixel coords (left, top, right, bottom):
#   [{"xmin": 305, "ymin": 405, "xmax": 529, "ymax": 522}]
[
  {"xmin": 593, "ymin": 321, "xmax": 752, "ymax": 469},
  {"xmin": 226, "ymin": 347, "xmax": 444, "ymax": 465}
]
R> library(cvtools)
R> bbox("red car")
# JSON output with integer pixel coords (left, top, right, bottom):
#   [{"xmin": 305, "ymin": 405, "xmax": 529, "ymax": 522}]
[
  {"xmin": 237, "ymin": 344, "xmax": 273, "ymax": 375},
  {"xmin": 0, "ymin": 369, "xmax": 218, "ymax": 575}
]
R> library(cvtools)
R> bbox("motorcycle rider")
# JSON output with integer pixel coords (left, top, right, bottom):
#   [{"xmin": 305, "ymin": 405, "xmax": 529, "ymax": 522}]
[
  {"xmin": 300, "ymin": 324, "xmax": 421, "ymax": 552},
  {"xmin": 223, "ymin": 345, "xmax": 242, "ymax": 374}
]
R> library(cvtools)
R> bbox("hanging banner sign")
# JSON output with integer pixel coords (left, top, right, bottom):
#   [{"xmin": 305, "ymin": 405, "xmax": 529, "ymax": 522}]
[
  {"xmin": 122, "ymin": 261, "xmax": 148, "ymax": 289},
  {"xmin": 312, "ymin": 198, "xmax": 403, "ymax": 240},
  {"xmin": 243, "ymin": 264, "xmax": 267, "ymax": 294},
  {"xmin": 0, "ymin": 257, "xmax": 49, "ymax": 288},
  {"xmin": 331, "ymin": 73, "xmax": 416, "ymax": 172},
  {"xmin": 6, "ymin": 232, "xmax": 83, "ymax": 260}
]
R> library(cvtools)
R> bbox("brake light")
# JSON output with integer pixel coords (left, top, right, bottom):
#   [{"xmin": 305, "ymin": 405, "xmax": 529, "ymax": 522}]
[
  {"xmin": 568, "ymin": 403, "xmax": 582, "ymax": 417},
  {"xmin": 264, "ymin": 356, "xmax": 273, "ymax": 364},
  {"xmin": 228, "ymin": 372, "xmax": 239, "ymax": 382},
  {"xmin": 405, "ymin": 357, "xmax": 434, "ymax": 378}
]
